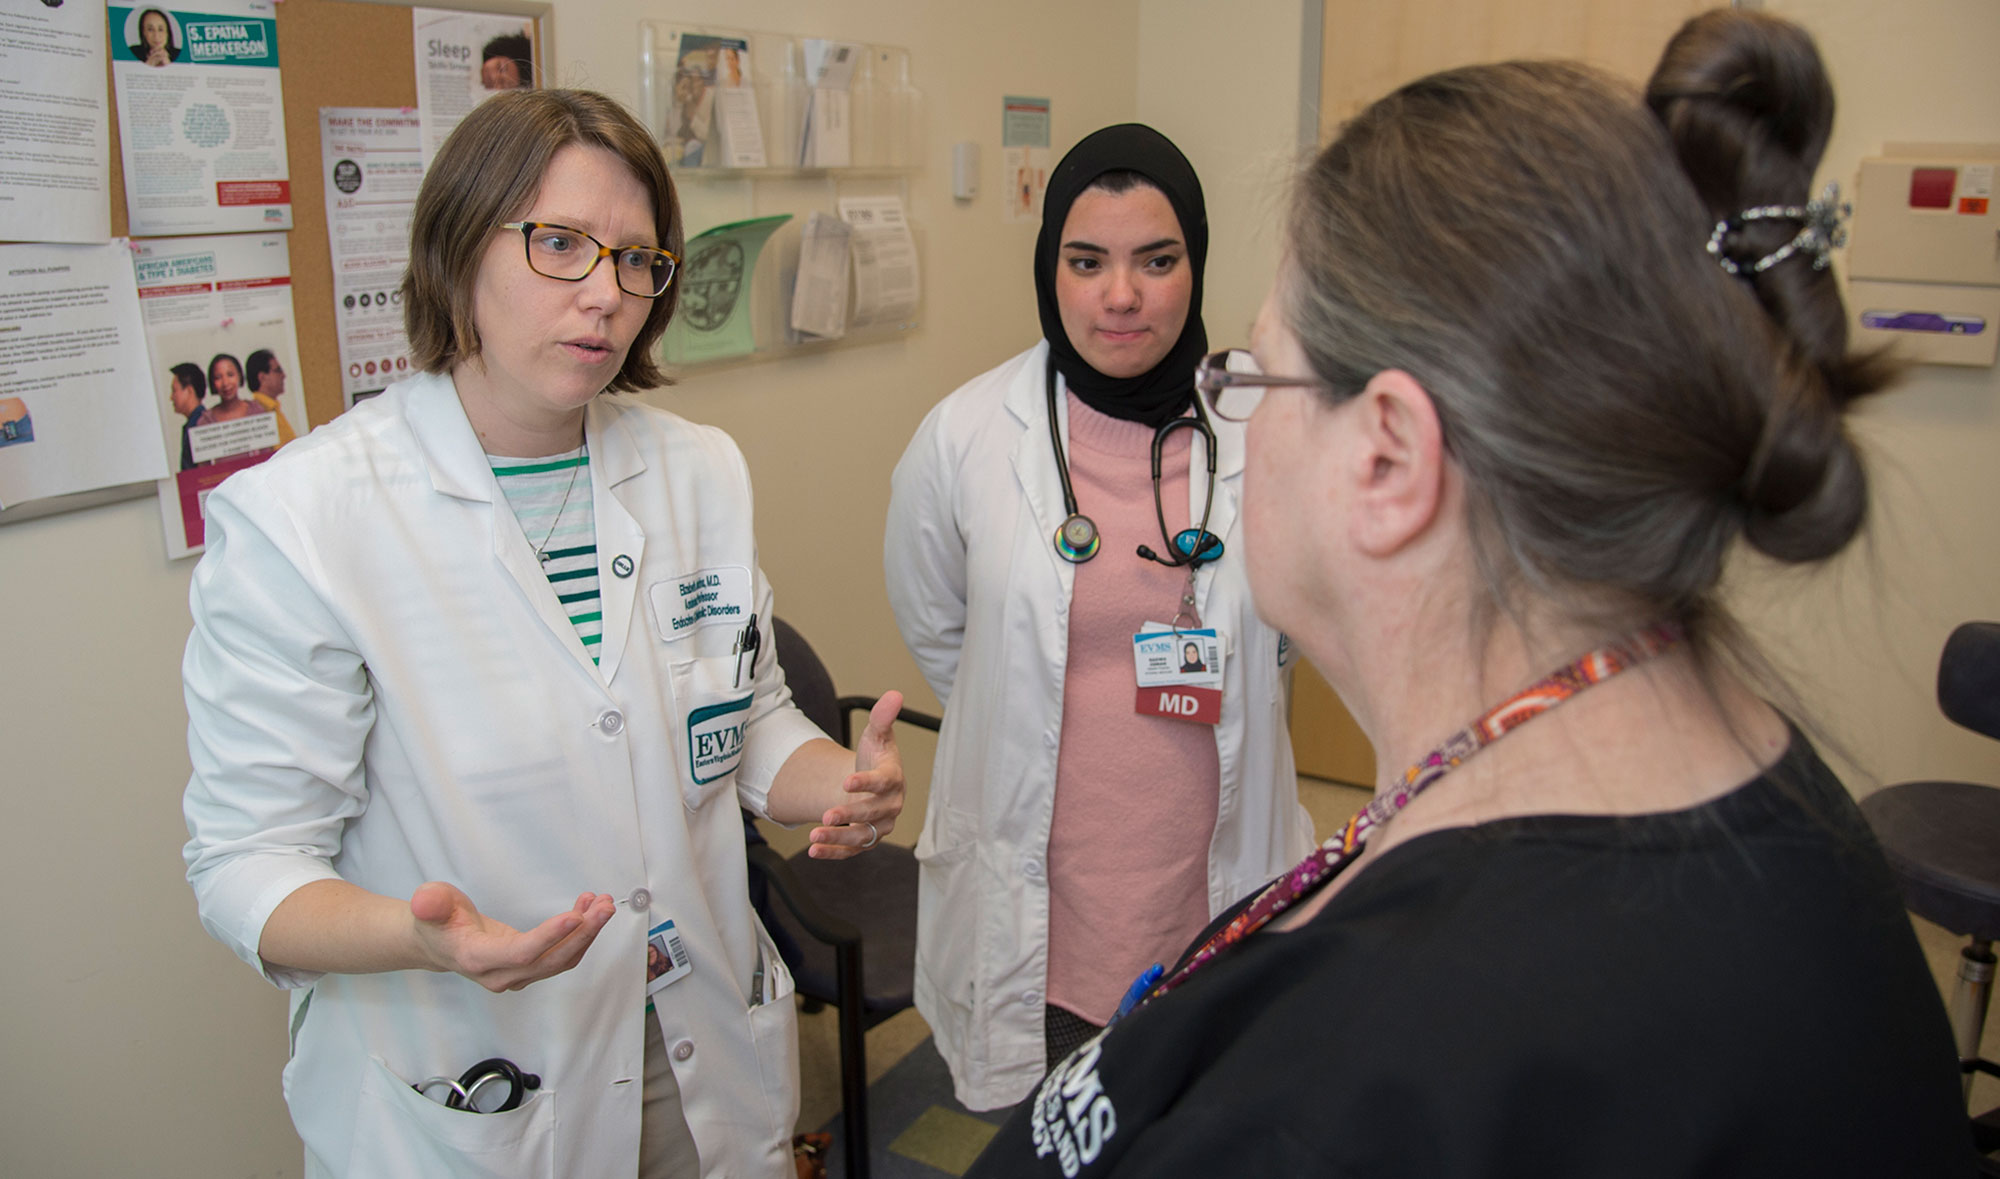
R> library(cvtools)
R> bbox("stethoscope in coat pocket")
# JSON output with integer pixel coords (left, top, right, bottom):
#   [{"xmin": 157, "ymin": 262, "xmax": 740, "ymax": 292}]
[{"xmin": 414, "ymin": 1056, "xmax": 542, "ymax": 1113}]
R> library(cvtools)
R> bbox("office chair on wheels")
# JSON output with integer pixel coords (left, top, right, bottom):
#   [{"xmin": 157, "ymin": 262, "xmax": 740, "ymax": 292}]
[
  {"xmin": 747, "ymin": 617, "xmax": 939, "ymax": 1179},
  {"xmin": 1859, "ymin": 621, "xmax": 2000, "ymax": 1173}
]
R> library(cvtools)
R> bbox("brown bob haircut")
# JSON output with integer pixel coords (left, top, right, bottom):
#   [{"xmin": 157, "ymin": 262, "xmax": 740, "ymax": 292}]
[{"xmin": 401, "ymin": 88, "xmax": 682, "ymax": 392}]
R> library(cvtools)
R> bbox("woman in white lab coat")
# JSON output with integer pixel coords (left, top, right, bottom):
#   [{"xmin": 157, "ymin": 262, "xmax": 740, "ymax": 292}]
[
  {"xmin": 885, "ymin": 124, "xmax": 1311, "ymax": 1111},
  {"xmin": 182, "ymin": 89, "xmax": 904, "ymax": 1179}
]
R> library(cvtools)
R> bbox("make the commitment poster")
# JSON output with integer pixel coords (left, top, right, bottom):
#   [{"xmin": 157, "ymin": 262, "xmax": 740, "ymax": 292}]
[
  {"xmin": 320, "ymin": 108, "xmax": 420, "ymax": 407},
  {"xmin": 108, "ymin": 0, "xmax": 292, "ymax": 236}
]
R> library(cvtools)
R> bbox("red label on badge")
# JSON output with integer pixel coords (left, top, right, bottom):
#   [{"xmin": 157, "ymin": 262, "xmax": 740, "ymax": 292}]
[{"xmin": 1136, "ymin": 685, "xmax": 1222, "ymax": 725}]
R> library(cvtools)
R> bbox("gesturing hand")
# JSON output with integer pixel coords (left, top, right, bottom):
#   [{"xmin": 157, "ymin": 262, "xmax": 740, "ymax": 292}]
[
  {"xmin": 408, "ymin": 882, "xmax": 617, "ymax": 992},
  {"xmin": 807, "ymin": 690, "xmax": 908, "ymax": 860}
]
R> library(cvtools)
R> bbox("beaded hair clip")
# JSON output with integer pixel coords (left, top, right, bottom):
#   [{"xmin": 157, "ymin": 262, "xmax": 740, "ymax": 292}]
[{"xmin": 1706, "ymin": 182, "xmax": 1851, "ymax": 276}]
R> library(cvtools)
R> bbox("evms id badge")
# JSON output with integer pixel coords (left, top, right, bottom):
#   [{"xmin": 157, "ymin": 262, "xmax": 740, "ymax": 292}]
[
  {"xmin": 645, "ymin": 918, "xmax": 693, "ymax": 995},
  {"xmin": 1131, "ymin": 625, "xmax": 1224, "ymax": 725}
]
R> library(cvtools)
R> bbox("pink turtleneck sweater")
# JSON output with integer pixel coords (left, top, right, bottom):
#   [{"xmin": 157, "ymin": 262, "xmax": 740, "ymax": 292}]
[{"xmin": 1045, "ymin": 392, "xmax": 1222, "ymax": 1026}]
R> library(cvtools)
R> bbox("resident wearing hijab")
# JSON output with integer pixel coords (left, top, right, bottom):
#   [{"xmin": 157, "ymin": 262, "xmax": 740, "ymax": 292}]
[{"xmin": 885, "ymin": 124, "xmax": 1312, "ymax": 1111}]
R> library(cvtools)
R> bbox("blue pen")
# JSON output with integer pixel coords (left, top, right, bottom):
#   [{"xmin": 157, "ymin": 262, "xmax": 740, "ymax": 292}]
[{"xmin": 1110, "ymin": 962, "xmax": 1163, "ymax": 1025}]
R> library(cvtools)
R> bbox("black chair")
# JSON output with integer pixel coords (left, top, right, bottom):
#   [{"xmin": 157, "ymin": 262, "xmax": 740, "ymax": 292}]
[
  {"xmin": 1859, "ymin": 621, "xmax": 2000, "ymax": 1169},
  {"xmin": 748, "ymin": 617, "xmax": 939, "ymax": 1179}
]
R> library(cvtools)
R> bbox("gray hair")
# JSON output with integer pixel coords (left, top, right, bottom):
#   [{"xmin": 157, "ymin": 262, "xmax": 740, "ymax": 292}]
[{"xmin": 1283, "ymin": 13, "xmax": 1889, "ymax": 648}]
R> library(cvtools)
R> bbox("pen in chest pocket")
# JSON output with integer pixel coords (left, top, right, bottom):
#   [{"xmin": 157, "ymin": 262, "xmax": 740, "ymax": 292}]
[{"xmin": 733, "ymin": 613, "xmax": 760, "ymax": 688}]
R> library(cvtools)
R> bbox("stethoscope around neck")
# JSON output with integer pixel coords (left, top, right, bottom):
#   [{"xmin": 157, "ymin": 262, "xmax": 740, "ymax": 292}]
[{"xmin": 1046, "ymin": 357, "xmax": 1223, "ymax": 568}]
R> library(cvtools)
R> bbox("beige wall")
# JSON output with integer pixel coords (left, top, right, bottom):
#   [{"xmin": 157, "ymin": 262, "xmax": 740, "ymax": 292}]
[{"xmin": 1137, "ymin": 0, "xmax": 1316, "ymax": 347}]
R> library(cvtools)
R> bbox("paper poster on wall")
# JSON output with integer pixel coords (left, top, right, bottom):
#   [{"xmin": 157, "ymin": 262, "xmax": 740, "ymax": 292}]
[
  {"xmin": 1002, "ymin": 95, "xmax": 1050, "ymax": 225},
  {"xmin": 0, "ymin": 241, "xmax": 167, "ymax": 508},
  {"xmin": 321, "ymin": 107, "xmax": 420, "ymax": 407},
  {"xmin": 662, "ymin": 214, "xmax": 790, "ymax": 365},
  {"xmin": 413, "ymin": 8, "xmax": 537, "ymax": 168},
  {"xmin": 107, "ymin": 0, "xmax": 291, "ymax": 236},
  {"xmin": 130, "ymin": 233, "xmax": 306, "ymax": 557},
  {"xmin": 0, "ymin": 0, "xmax": 113, "ymax": 243}
]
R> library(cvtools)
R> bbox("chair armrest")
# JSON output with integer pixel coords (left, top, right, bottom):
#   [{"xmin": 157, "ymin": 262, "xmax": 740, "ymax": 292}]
[
  {"xmin": 745, "ymin": 842, "xmax": 861, "ymax": 947},
  {"xmin": 835, "ymin": 695, "xmax": 943, "ymax": 745}
]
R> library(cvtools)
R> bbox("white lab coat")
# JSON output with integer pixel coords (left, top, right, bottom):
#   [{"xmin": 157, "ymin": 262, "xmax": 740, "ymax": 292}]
[
  {"xmin": 183, "ymin": 371, "xmax": 824, "ymax": 1178},
  {"xmin": 885, "ymin": 342, "xmax": 1312, "ymax": 1110}
]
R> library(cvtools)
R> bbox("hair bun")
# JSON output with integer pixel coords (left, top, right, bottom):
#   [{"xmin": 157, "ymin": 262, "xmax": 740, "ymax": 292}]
[
  {"xmin": 1647, "ymin": 11, "xmax": 1833, "ymax": 214},
  {"xmin": 1737, "ymin": 351, "xmax": 1867, "ymax": 564},
  {"xmin": 1649, "ymin": 10, "xmax": 1895, "ymax": 564}
]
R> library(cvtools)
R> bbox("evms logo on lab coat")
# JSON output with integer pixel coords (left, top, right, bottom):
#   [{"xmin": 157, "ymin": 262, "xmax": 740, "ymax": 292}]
[{"xmin": 688, "ymin": 693, "xmax": 751, "ymax": 784}]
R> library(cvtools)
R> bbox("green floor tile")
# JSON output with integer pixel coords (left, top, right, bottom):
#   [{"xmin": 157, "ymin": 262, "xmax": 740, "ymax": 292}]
[{"xmin": 887, "ymin": 1104, "xmax": 1001, "ymax": 1175}]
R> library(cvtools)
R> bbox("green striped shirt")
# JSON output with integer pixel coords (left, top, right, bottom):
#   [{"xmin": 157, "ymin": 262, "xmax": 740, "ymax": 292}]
[{"xmin": 489, "ymin": 447, "xmax": 603, "ymax": 664}]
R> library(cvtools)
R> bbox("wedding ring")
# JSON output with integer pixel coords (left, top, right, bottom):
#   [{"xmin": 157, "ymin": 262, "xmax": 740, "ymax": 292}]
[{"xmin": 856, "ymin": 821, "xmax": 879, "ymax": 850}]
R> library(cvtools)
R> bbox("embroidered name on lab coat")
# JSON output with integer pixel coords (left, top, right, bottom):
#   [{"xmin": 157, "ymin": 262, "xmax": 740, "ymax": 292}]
[
  {"xmin": 649, "ymin": 565, "xmax": 752, "ymax": 640},
  {"xmin": 688, "ymin": 693, "xmax": 752, "ymax": 784}
]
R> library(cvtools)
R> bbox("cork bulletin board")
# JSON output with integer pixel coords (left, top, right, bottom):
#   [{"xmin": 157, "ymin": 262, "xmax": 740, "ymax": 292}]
[{"xmin": 104, "ymin": 0, "xmax": 552, "ymax": 437}]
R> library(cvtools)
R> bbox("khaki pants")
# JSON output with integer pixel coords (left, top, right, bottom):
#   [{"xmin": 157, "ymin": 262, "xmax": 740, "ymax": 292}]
[{"xmin": 641, "ymin": 1013, "xmax": 702, "ymax": 1177}]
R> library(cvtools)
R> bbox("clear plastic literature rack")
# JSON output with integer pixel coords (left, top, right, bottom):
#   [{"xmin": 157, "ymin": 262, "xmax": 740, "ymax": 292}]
[{"xmin": 637, "ymin": 25, "xmax": 923, "ymax": 370}]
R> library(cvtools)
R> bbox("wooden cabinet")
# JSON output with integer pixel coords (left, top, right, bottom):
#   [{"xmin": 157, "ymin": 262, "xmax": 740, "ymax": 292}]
[
  {"xmin": 1318, "ymin": 0, "xmax": 1713, "ymax": 135},
  {"xmin": 1290, "ymin": 661, "xmax": 1375, "ymax": 787}
]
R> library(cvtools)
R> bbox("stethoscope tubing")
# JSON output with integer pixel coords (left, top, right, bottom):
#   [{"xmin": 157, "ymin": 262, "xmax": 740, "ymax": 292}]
[
  {"xmin": 1147, "ymin": 409, "xmax": 1218, "ymax": 568},
  {"xmin": 414, "ymin": 1057, "xmax": 542, "ymax": 1113},
  {"xmin": 1045, "ymin": 356, "xmax": 1221, "ymax": 569}
]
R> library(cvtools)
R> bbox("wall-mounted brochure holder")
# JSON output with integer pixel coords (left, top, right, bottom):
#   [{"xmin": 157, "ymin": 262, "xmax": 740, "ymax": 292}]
[
  {"xmin": 638, "ymin": 26, "xmax": 919, "ymax": 172},
  {"xmin": 638, "ymin": 24, "xmax": 923, "ymax": 371}
]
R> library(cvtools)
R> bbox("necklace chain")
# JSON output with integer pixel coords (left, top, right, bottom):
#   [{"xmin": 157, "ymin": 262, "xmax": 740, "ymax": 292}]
[{"xmin": 536, "ymin": 445, "xmax": 585, "ymax": 565}]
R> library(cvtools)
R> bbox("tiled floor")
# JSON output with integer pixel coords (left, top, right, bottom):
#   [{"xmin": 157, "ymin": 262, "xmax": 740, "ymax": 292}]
[
  {"xmin": 793, "ymin": 774, "xmax": 2000, "ymax": 1175},
  {"xmin": 811, "ymin": 1037, "xmax": 1010, "ymax": 1178}
]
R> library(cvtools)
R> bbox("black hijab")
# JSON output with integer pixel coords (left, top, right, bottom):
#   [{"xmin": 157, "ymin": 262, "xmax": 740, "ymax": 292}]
[{"xmin": 1035, "ymin": 123, "xmax": 1208, "ymax": 429}]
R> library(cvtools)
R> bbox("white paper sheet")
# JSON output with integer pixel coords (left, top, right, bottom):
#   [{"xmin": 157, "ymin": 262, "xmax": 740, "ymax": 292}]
[
  {"xmin": 799, "ymin": 40, "xmax": 860, "ymax": 167},
  {"xmin": 789, "ymin": 211, "xmax": 851, "ymax": 339},
  {"xmin": 714, "ymin": 87, "xmax": 765, "ymax": 169},
  {"xmin": 108, "ymin": 0, "xmax": 292, "ymax": 236},
  {"xmin": 0, "ymin": 0, "xmax": 113, "ymax": 243},
  {"xmin": 413, "ymin": 7, "xmax": 536, "ymax": 168},
  {"xmin": 321, "ymin": 107, "xmax": 420, "ymax": 406},
  {"xmin": 0, "ymin": 241, "xmax": 167, "ymax": 508},
  {"xmin": 837, "ymin": 196, "xmax": 918, "ymax": 328},
  {"xmin": 130, "ymin": 233, "xmax": 306, "ymax": 556}
]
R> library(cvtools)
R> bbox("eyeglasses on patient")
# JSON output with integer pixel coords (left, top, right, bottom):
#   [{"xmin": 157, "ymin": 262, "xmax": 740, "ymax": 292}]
[
  {"xmin": 1195, "ymin": 349, "xmax": 1330, "ymax": 422},
  {"xmin": 499, "ymin": 222, "xmax": 680, "ymax": 298}
]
